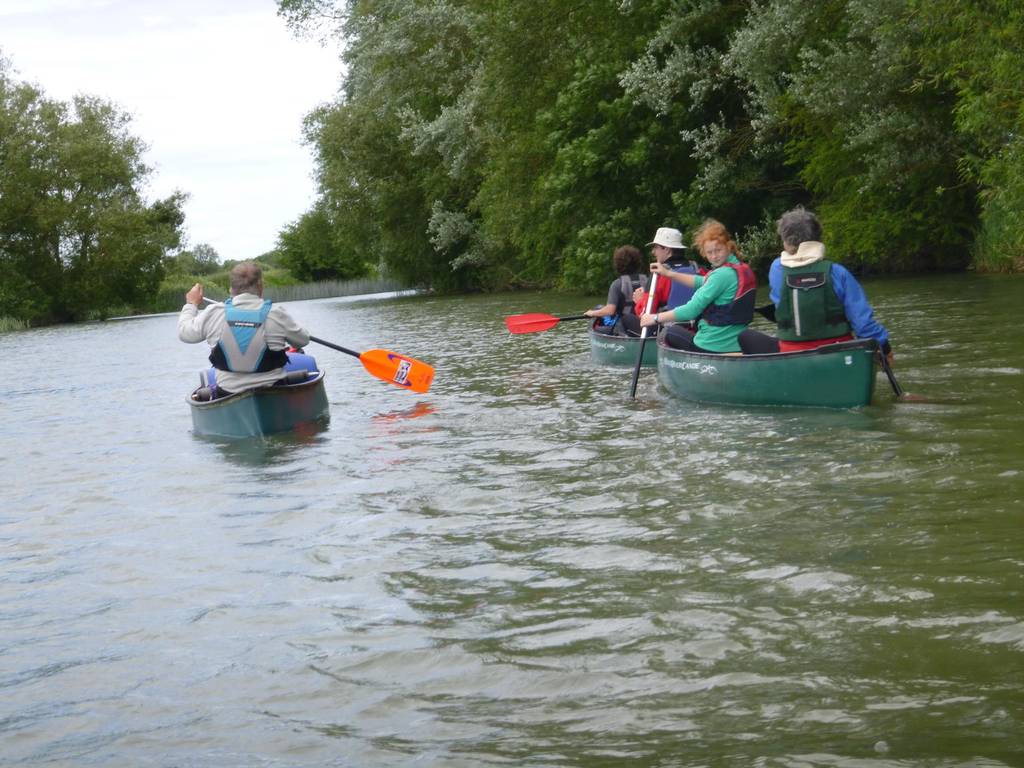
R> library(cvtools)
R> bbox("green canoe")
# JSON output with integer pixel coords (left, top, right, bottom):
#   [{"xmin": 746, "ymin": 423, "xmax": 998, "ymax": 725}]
[
  {"xmin": 187, "ymin": 371, "xmax": 330, "ymax": 438},
  {"xmin": 657, "ymin": 338, "xmax": 880, "ymax": 408},
  {"xmin": 589, "ymin": 322, "xmax": 658, "ymax": 367}
]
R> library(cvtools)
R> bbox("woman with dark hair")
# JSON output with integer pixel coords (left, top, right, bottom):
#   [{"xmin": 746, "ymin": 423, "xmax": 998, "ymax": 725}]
[
  {"xmin": 584, "ymin": 245, "xmax": 645, "ymax": 336},
  {"xmin": 639, "ymin": 219, "xmax": 757, "ymax": 353}
]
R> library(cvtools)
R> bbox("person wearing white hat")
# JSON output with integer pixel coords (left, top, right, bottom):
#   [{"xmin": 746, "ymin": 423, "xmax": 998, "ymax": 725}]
[{"xmin": 619, "ymin": 227, "xmax": 702, "ymax": 338}]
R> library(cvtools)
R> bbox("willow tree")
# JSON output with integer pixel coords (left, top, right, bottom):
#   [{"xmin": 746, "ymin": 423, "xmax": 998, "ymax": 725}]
[
  {"xmin": 621, "ymin": 0, "xmax": 975, "ymax": 271},
  {"xmin": 285, "ymin": 1, "xmax": 486, "ymax": 291}
]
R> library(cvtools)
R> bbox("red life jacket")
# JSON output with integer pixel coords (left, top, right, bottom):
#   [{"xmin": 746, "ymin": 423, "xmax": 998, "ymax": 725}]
[{"xmin": 701, "ymin": 260, "xmax": 757, "ymax": 326}]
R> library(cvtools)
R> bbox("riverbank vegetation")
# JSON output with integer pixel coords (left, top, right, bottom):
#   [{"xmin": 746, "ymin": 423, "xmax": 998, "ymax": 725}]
[
  {"xmin": 155, "ymin": 246, "xmax": 401, "ymax": 313},
  {"xmin": 4, "ymin": 4, "xmax": 1022, "ymax": 328},
  {"xmin": 278, "ymin": 0, "xmax": 1024, "ymax": 293}
]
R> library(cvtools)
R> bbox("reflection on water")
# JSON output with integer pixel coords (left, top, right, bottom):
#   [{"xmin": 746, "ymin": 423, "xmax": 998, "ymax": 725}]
[
  {"xmin": 371, "ymin": 401, "xmax": 437, "ymax": 424},
  {"xmin": 196, "ymin": 426, "xmax": 332, "ymax": 467},
  {"xmin": 0, "ymin": 275, "xmax": 1022, "ymax": 766}
]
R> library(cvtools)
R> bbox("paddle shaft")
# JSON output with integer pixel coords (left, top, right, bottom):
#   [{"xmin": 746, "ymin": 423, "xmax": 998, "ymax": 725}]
[
  {"xmin": 552, "ymin": 314, "xmax": 589, "ymax": 322},
  {"xmin": 309, "ymin": 335, "xmax": 359, "ymax": 359},
  {"xmin": 629, "ymin": 273, "xmax": 659, "ymax": 400},
  {"xmin": 878, "ymin": 347, "xmax": 904, "ymax": 398}
]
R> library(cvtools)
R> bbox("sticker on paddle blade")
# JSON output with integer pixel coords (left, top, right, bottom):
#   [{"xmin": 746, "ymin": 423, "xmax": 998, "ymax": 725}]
[{"xmin": 393, "ymin": 359, "xmax": 412, "ymax": 385}]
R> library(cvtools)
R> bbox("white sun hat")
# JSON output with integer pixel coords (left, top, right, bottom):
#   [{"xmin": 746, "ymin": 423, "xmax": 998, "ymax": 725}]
[{"xmin": 646, "ymin": 227, "xmax": 686, "ymax": 249}]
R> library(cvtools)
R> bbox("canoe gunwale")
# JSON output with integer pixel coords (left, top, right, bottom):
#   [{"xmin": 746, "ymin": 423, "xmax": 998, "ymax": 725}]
[
  {"xmin": 656, "ymin": 336, "xmax": 880, "ymax": 361},
  {"xmin": 186, "ymin": 369, "xmax": 327, "ymax": 410}
]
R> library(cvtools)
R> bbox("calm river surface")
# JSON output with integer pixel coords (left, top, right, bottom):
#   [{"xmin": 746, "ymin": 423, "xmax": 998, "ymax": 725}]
[{"xmin": 1, "ymin": 274, "xmax": 1022, "ymax": 767}]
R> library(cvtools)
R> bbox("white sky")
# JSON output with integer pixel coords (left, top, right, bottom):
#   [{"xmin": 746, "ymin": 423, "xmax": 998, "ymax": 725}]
[{"xmin": 0, "ymin": 0, "xmax": 343, "ymax": 262}]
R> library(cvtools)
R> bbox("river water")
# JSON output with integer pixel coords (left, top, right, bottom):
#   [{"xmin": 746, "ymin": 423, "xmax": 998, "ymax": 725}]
[{"xmin": 1, "ymin": 274, "xmax": 1022, "ymax": 766}]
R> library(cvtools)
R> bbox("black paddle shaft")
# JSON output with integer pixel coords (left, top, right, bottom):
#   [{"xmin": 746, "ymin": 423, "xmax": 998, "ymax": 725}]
[
  {"xmin": 878, "ymin": 348, "xmax": 904, "ymax": 397},
  {"xmin": 309, "ymin": 335, "xmax": 360, "ymax": 359},
  {"xmin": 628, "ymin": 333, "xmax": 650, "ymax": 400}
]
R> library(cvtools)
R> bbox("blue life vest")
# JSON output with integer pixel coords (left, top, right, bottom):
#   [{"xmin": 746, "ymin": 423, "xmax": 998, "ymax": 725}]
[
  {"xmin": 666, "ymin": 261, "xmax": 702, "ymax": 310},
  {"xmin": 208, "ymin": 298, "xmax": 290, "ymax": 373}
]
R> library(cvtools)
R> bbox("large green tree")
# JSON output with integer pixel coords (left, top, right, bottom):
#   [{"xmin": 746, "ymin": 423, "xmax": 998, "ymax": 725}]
[
  {"xmin": 291, "ymin": 1, "xmax": 485, "ymax": 291},
  {"xmin": 623, "ymin": 0, "xmax": 975, "ymax": 271},
  {"xmin": 0, "ymin": 57, "xmax": 185, "ymax": 323}
]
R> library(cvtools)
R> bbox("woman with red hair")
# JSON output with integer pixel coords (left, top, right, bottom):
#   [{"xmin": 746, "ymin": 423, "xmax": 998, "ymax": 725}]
[{"xmin": 639, "ymin": 219, "xmax": 757, "ymax": 353}]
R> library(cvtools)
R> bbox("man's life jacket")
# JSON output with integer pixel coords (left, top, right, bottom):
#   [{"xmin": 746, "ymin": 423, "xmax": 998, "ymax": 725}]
[
  {"xmin": 208, "ymin": 297, "xmax": 290, "ymax": 372},
  {"xmin": 775, "ymin": 260, "xmax": 852, "ymax": 341},
  {"xmin": 701, "ymin": 260, "xmax": 757, "ymax": 327}
]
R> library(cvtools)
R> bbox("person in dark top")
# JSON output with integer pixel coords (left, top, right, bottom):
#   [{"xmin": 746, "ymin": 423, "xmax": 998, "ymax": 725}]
[{"xmin": 584, "ymin": 245, "xmax": 645, "ymax": 336}]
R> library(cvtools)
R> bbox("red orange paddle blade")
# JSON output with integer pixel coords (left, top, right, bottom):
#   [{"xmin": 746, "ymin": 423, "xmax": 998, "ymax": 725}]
[
  {"xmin": 504, "ymin": 313, "xmax": 589, "ymax": 334},
  {"xmin": 358, "ymin": 349, "xmax": 435, "ymax": 393}
]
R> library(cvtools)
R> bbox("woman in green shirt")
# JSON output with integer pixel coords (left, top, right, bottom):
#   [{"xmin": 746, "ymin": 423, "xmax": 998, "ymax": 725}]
[{"xmin": 639, "ymin": 219, "xmax": 757, "ymax": 353}]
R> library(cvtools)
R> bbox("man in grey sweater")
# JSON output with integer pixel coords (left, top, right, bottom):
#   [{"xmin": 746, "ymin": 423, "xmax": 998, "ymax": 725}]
[{"xmin": 177, "ymin": 262, "xmax": 310, "ymax": 395}]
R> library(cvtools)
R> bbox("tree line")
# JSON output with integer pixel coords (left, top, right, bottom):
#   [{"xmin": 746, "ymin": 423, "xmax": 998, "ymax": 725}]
[
  {"xmin": 4, "ymin": 3, "xmax": 1022, "ymax": 326},
  {"xmin": 277, "ymin": 0, "xmax": 1023, "ymax": 293}
]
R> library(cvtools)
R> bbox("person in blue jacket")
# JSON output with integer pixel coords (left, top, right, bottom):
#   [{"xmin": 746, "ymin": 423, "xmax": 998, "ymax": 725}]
[{"xmin": 764, "ymin": 207, "xmax": 893, "ymax": 363}]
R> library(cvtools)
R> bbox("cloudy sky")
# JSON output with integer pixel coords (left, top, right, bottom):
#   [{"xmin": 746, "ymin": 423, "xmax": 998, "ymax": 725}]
[{"xmin": 0, "ymin": 0, "xmax": 343, "ymax": 262}]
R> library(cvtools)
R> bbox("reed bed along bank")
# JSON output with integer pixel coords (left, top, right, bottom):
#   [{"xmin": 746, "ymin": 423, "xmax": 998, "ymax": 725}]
[
  {"xmin": 154, "ymin": 276, "xmax": 412, "ymax": 312},
  {"xmin": 0, "ymin": 316, "xmax": 29, "ymax": 333},
  {"xmin": 261, "ymin": 277, "xmax": 409, "ymax": 303}
]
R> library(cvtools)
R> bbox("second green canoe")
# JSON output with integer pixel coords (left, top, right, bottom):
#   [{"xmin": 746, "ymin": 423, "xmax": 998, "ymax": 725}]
[{"xmin": 588, "ymin": 322, "xmax": 658, "ymax": 367}]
